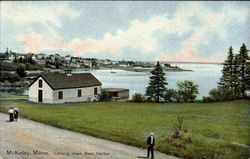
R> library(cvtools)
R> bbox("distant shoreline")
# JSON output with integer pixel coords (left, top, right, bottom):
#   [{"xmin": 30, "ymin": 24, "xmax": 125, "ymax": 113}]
[
  {"xmin": 74, "ymin": 67, "xmax": 192, "ymax": 72},
  {"xmin": 0, "ymin": 67, "xmax": 192, "ymax": 89},
  {"xmin": 0, "ymin": 67, "xmax": 191, "ymax": 89},
  {"xmin": 123, "ymin": 67, "xmax": 192, "ymax": 72},
  {"xmin": 167, "ymin": 61, "xmax": 222, "ymax": 65}
]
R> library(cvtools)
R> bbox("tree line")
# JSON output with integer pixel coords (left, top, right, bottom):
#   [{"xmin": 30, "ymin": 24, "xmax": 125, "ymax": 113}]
[
  {"xmin": 205, "ymin": 43, "xmax": 249, "ymax": 102},
  {"xmin": 132, "ymin": 61, "xmax": 199, "ymax": 103},
  {"xmin": 132, "ymin": 43, "xmax": 249, "ymax": 103}
]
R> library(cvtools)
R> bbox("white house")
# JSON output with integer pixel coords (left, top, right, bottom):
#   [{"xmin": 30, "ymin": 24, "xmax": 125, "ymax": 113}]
[
  {"xmin": 37, "ymin": 53, "xmax": 47, "ymax": 59},
  {"xmin": 63, "ymin": 55, "xmax": 71, "ymax": 63},
  {"xmin": 83, "ymin": 60, "xmax": 92, "ymax": 68},
  {"xmin": 28, "ymin": 70, "xmax": 102, "ymax": 104},
  {"xmin": 8, "ymin": 53, "xmax": 15, "ymax": 61}
]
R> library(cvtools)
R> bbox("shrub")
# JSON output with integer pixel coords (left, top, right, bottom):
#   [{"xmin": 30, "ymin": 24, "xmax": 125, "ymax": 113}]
[
  {"xmin": 202, "ymin": 96, "xmax": 214, "ymax": 103},
  {"xmin": 209, "ymin": 88, "xmax": 234, "ymax": 102},
  {"xmin": 170, "ymin": 115, "xmax": 192, "ymax": 156},
  {"xmin": 164, "ymin": 89, "xmax": 179, "ymax": 103},
  {"xmin": 172, "ymin": 115, "xmax": 185, "ymax": 139},
  {"xmin": 132, "ymin": 93, "xmax": 145, "ymax": 102}
]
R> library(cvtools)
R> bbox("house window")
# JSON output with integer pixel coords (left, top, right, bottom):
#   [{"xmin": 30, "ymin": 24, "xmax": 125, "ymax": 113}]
[
  {"xmin": 94, "ymin": 88, "xmax": 98, "ymax": 95},
  {"xmin": 78, "ymin": 89, "xmax": 81, "ymax": 97},
  {"xmin": 39, "ymin": 80, "xmax": 42, "ymax": 88},
  {"xmin": 58, "ymin": 91, "xmax": 63, "ymax": 99}
]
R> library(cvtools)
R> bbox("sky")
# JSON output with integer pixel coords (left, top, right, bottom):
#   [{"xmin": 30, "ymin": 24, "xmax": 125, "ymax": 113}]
[{"xmin": 0, "ymin": 1, "xmax": 249, "ymax": 62}]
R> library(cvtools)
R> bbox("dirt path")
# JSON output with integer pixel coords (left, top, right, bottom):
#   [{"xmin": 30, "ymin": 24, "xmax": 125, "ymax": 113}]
[{"xmin": 0, "ymin": 113, "xmax": 179, "ymax": 159}]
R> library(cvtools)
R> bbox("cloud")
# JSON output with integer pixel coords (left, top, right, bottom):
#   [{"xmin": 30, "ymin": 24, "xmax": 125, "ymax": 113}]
[
  {"xmin": 1, "ymin": 1, "xmax": 81, "ymax": 46},
  {"xmin": 155, "ymin": 2, "xmax": 249, "ymax": 62},
  {"xmin": 157, "ymin": 48, "xmax": 225, "ymax": 63},
  {"xmin": 18, "ymin": 10, "xmax": 193, "ymax": 56},
  {"xmin": 1, "ymin": 2, "xmax": 80, "ymax": 27},
  {"xmin": 5, "ymin": 2, "xmax": 249, "ymax": 62},
  {"xmin": 20, "ymin": 32, "xmax": 96, "ymax": 55}
]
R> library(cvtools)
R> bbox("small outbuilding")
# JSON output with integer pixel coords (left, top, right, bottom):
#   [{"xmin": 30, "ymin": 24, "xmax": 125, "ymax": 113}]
[
  {"xmin": 102, "ymin": 88, "xmax": 129, "ymax": 101},
  {"xmin": 28, "ymin": 70, "xmax": 102, "ymax": 104}
]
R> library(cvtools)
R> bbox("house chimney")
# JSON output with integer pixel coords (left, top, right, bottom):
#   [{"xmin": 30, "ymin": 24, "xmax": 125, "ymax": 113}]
[{"xmin": 65, "ymin": 69, "xmax": 72, "ymax": 76}]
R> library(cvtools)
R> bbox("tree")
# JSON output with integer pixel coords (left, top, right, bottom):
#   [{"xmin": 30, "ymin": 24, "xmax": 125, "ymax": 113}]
[
  {"xmin": 216, "ymin": 44, "xmax": 249, "ymax": 100},
  {"xmin": 176, "ymin": 80, "xmax": 199, "ymax": 102},
  {"xmin": 164, "ymin": 89, "xmax": 179, "ymax": 103},
  {"xmin": 245, "ymin": 55, "xmax": 250, "ymax": 96},
  {"xmin": 28, "ymin": 56, "xmax": 34, "ymax": 64},
  {"xmin": 14, "ymin": 56, "xmax": 17, "ymax": 63},
  {"xmin": 232, "ymin": 54, "xmax": 241, "ymax": 99},
  {"xmin": 16, "ymin": 66, "xmax": 26, "ymax": 77},
  {"xmin": 209, "ymin": 88, "xmax": 222, "ymax": 101},
  {"xmin": 238, "ymin": 43, "xmax": 249, "ymax": 98},
  {"xmin": 209, "ymin": 88, "xmax": 233, "ymax": 101},
  {"xmin": 19, "ymin": 57, "xmax": 23, "ymax": 63},
  {"xmin": 218, "ymin": 46, "xmax": 234, "ymax": 89},
  {"xmin": 145, "ymin": 61, "xmax": 167, "ymax": 102},
  {"xmin": 55, "ymin": 62, "xmax": 60, "ymax": 69}
]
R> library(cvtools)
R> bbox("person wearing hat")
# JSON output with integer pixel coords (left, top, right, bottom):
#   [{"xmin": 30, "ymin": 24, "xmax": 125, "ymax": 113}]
[
  {"xmin": 14, "ymin": 108, "xmax": 19, "ymax": 122},
  {"xmin": 147, "ymin": 132, "xmax": 155, "ymax": 158},
  {"xmin": 8, "ymin": 106, "xmax": 14, "ymax": 122}
]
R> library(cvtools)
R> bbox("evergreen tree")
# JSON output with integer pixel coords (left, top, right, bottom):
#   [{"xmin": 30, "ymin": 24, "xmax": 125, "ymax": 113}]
[
  {"xmin": 232, "ymin": 54, "xmax": 241, "ymax": 99},
  {"xmin": 14, "ymin": 56, "xmax": 17, "ymax": 63},
  {"xmin": 245, "ymin": 56, "xmax": 250, "ymax": 95},
  {"xmin": 16, "ymin": 66, "xmax": 26, "ymax": 77},
  {"xmin": 28, "ymin": 56, "xmax": 34, "ymax": 64},
  {"xmin": 218, "ymin": 46, "xmax": 234, "ymax": 90},
  {"xmin": 238, "ymin": 43, "xmax": 249, "ymax": 98},
  {"xmin": 146, "ymin": 61, "xmax": 167, "ymax": 102},
  {"xmin": 19, "ymin": 57, "xmax": 23, "ymax": 63}
]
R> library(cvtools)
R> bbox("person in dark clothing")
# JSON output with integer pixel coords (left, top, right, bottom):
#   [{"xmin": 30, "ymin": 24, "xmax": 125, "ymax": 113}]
[
  {"xmin": 147, "ymin": 133, "xmax": 155, "ymax": 158},
  {"xmin": 14, "ymin": 108, "xmax": 19, "ymax": 122},
  {"xmin": 8, "ymin": 106, "xmax": 14, "ymax": 122}
]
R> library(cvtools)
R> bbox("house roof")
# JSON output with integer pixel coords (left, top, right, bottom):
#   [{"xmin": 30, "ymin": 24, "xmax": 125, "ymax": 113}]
[{"xmin": 30, "ymin": 73, "xmax": 102, "ymax": 90}]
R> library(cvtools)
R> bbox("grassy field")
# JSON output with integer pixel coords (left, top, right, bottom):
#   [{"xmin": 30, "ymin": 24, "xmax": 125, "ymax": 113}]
[
  {"xmin": 0, "ymin": 99, "xmax": 249, "ymax": 159},
  {"xmin": 0, "ymin": 93, "xmax": 28, "ymax": 99}
]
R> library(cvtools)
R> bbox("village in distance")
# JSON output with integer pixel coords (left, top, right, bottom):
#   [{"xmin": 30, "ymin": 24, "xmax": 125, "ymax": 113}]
[
  {"xmin": 0, "ymin": 45, "xmax": 249, "ymax": 159},
  {"xmin": 0, "ymin": 48, "xmax": 191, "ymax": 88}
]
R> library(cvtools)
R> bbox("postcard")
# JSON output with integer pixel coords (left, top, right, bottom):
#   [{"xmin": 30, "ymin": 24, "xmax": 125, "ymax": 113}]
[{"xmin": 0, "ymin": 1, "xmax": 249, "ymax": 159}]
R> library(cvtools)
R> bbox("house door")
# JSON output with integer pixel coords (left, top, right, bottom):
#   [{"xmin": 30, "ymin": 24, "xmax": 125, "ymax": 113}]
[{"xmin": 38, "ymin": 90, "xmax": 43, "ymax": 102}]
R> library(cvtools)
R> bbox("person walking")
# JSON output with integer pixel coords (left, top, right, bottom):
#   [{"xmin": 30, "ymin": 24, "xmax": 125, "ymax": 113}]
[
  {"xmin": 8, "ymin": 106, "xmax": 14, "ymax": 122},
  {"xmin": 14, "ymin": 108, "xmax": 19, "ymax": 122},
  {"xmin": 147, "ymin": 132, "xmax": 155, "ymax": 158}
]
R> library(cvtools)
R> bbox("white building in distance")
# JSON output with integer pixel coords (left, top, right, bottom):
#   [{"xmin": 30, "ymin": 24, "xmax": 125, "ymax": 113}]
[{"xmin": 28, "ymin": 70, "xmax": 102, "ymax": 104}]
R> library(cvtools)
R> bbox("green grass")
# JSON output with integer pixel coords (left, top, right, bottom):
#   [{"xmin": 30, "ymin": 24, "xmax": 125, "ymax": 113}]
[
  {"xmin": 0, "ymin": 93, "xmax": 28, "ymax": 99},
  {"xmin": 0, "ymin": 100, "xmax": 249, "ymax": 159}
]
